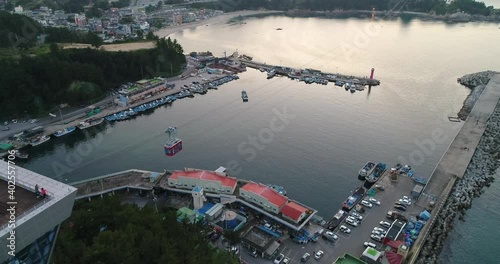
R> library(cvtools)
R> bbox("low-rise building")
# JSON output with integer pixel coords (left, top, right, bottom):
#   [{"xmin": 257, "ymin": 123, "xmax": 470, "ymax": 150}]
[
  {"xmin": 280, "ymin": 201, "xmax": 309, "ymax": 223},
  {"xmin": 167, "ymin": 169, "xmax": 238, "ymax": 194},
  {"xmin": 118, "ymin": 78, "xmax": 169, "ymax": 105},
  {"xmin": 239, "ymin": 182, "xmax": 288, "ymax": 214}
]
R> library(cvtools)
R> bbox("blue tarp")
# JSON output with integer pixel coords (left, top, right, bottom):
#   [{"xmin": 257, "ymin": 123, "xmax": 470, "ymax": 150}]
[
  {"xmin": 419, "ymin": 211, "xmax": 431, "ymax": 221},
  {"xmin": 195, "ymin": 203, "xmax": 214, "ymax": 215},
  {"xmin": 258, "ymin": 225, "xmax": 281, "ymax": 238}
]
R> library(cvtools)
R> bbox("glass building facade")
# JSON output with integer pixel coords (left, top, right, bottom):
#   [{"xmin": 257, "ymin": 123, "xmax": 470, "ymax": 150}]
[{"xmin": 3, "ymin": 226, "xmax": 58, "ymax": 264}]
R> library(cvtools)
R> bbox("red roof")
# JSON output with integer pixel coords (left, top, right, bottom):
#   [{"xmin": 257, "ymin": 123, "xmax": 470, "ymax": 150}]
[
  {"xmin": 385, "ymin": 251, "xmax": 403, "ymax": 264},
  {"xmin": 280, "ymin": 202, "xmax": 309, "ymax": 220},
  {"xmin": 241, "ymin": 182, "xmax": 288, "ymax": 207},
  {"xmin": 170, "ymin": 170, "xmax": 237, "ymax": 188}
]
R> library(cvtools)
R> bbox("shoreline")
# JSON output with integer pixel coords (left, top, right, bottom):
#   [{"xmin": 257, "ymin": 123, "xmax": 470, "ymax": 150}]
[{"xmin": 154, "ymin": 10, "xmax": 284, "ymax": 38}]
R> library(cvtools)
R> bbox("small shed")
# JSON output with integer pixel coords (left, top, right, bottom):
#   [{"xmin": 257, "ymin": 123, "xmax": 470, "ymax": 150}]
[{"xmin": 412, "ymin": 184, "xmax": 424, "ymax": 200}]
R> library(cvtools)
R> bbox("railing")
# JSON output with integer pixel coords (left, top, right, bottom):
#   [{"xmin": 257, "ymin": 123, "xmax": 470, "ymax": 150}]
[{"xmin": 0, "ymin": 175, "xmax": 54, "ymax": 231}]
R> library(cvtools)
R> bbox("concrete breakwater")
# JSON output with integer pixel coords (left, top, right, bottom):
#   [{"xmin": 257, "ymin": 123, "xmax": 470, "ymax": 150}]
[
  {"xmin": 457, "ymin": 71, "xmax": 499, "ymax": 120},
  {"xmin": 415, "ymin": 74, "xmax": 500, "ymax": 263}
]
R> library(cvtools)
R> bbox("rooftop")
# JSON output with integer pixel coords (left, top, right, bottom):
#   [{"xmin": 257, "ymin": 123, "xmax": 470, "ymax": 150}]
[
  {"xmin": 0, "ymin": 161, "xmax": 77, "ymax": 230},
  {"xmin": 170, "ymin": 170, "xmax": 238, "ymax": 188},
  {"xmin": 280, "ymin": 201, "xmax": 309, "ymax": 220},
  {"xmin": 0, "ymin": 180, "xmax": 40, "ymax": 227},
  {"xmin": 241, "ymin": 182, "xmax": 288, "ymax": 207},
  {"xmin": 335, "ymin": 253, "xmax": 368, "ymax": 264},
  {"xmin": 71, "ymin": 170, "xmax": 165, "ymax": 199},
  {"xmin": 241, "ymin": 225, "xmax": 277, "ymax": 248}
]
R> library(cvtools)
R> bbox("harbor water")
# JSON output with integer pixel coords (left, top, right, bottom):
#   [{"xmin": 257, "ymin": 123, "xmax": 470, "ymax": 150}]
[{"xmin": 21, "ymin": 16, "xmax": 500, "ymax": 262}]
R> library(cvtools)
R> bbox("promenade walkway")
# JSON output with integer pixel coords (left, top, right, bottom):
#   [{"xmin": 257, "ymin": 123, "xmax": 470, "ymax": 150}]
[{"xmin": 409, "ymin": 74, "xmax": 500, "ymax": 263}]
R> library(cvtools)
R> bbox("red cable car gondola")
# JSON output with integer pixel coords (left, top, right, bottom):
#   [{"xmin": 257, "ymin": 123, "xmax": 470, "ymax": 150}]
[{"xmin": 164, "ymin": 126, "xmax": 182, "ymax": 156}]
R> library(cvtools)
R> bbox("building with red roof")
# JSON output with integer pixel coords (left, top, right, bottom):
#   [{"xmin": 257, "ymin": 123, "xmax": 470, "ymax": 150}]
[
  {"xmin": 168, "ymin": 169, "xmax": 237, "ymax": 194},
  {"xmin": 280, "ymin": 201, "xmax": 309, "ymax": 223},
  {"xmin": 239, "ymin": 182, "xmax": 288, "ymax": 214}
]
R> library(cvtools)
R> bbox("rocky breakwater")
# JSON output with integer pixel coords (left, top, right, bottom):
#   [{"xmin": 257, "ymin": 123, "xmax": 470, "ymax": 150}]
[
  {"xmin": 416, "ymin": 74, "xmax": 500, "ymax": 264},
  {"xmin": 456, "ymin": 71, "xmax": 499, "ymax": 120}
]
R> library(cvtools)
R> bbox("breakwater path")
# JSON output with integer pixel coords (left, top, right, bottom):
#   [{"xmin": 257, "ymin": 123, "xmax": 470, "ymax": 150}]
[{"xmin": 410, "ymin": 74, "xmax": 500, "ymax": 263}]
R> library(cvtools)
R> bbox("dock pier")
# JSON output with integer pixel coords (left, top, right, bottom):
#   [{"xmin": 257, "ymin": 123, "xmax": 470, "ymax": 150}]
[{"xmin": 239, "ymin": 59, "xmax": 381, "ymax": 86}]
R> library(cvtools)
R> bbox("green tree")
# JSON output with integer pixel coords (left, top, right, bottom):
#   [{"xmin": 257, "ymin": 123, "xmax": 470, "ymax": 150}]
[
  {"xmin": 136, "ymin": 29, "xmax": 144, "ymax": 39},
  {"xmin": 223, "ymin": 230, "xmax": 241, "ymax": 246},
  {"xmin": 52, "ymin": 196, "xmax": 239, "ymax": 264}
]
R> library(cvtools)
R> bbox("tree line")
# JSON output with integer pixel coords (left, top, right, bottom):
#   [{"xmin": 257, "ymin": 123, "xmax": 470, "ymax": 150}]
[
  {"xmin": 52, "ymin": 196, "xmax": 238, "ymax": 264},
  {"xmin": 0, "ymin": 11, "xmax": 42, "ymax": 49},
  {"xmin": 0, "ymin": 37, "xmax": 186, "ymax": 119},
  {"xmin": 191, "ymin": 0, "xmax": 499, "ymax": 16}
]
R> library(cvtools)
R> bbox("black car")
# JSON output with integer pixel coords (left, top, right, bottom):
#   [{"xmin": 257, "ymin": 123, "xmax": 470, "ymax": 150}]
[
  {"xmin": 394, "ymin": 205, "xmax": 407, "ymax": 211},
  {"xmin": 394, "ymin": 202, "xmax": 407, "ymax": 208}
]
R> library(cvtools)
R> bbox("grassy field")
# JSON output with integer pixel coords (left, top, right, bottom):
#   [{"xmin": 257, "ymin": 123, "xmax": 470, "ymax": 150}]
[{"xmin": 0, "ymin": 44, "xmax": 52, "ymax": 59}]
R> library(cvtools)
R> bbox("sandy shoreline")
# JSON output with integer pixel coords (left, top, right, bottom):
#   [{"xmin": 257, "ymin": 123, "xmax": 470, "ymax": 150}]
[{"xmin": 154, "ymin": 10, "xmax": 283, "ymax": 38}]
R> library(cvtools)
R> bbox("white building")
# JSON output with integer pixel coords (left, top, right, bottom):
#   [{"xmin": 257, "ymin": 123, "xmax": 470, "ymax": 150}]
[
  {"xmin": 0, "ymin": 161, "xmax": 77, "ymax": 263},
  {"xmin": 280, "ymin": 201, "xmax": 309, "ymax": 224},
  {"xmin": 168, "ymin": 169, "xmax": 238, "ymax": 194},
  {"xmin": 239, "ymin": 182, "xmax": 288, "ymax": 214},
  {"xmin": 14, "ymin": 6, "xmax": 23, "ymax": 13}
]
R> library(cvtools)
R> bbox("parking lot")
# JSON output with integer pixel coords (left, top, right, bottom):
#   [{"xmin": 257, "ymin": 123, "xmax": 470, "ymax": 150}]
[{"xmin": 237, "ymin": 170, "xmax": 426, "ymax": 263}]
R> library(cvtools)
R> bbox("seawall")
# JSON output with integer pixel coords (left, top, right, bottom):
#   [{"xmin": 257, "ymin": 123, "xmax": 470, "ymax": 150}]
[{"xmin": 410, "ymin": 74, "xmax": 500, "ymax": 263}]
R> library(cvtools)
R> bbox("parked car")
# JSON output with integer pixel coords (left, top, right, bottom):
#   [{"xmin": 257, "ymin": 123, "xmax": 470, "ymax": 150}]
[
  {"xmin": 361, "ymin": 200, "xmax": 373, "ymax": 208},
  {"xmin": 314, "ymin": 250, "xmax": 324, "ymax": 260},
  {"xmin": 399, "ymin": 198, "xmax": 411, "ymax": 205},
  {"xmin": 380, "ymin": 221, "xmax": 392, "ymax": 228},
  {"xmin": 364, "ymin": 242, "xmax": 377, "ymax": 248},
  {"xmin": 346, "ymin": 218, "xmax": 358, "ymax": 227},
  {"xmin": 350, "ymin": 212, "xmax": 363, "ymax": 221},
  {"xmin": 372, "ymin": 230, "xmax": 385, "ymax": 236},
  {"xmin": 368, "ymin": 198, "xmax": 381, "ymax": 205},
  {"xmin": 301, "ymin": 253, "xmax": 311, "ymax": 262},
  {"xmin": 248, "ymin": 250, "xmax": 258, "ymax": 258},
  {"xmin": 394, "ymin": 202, "xmax": 407, "ymax": 207},
  {"xmin": 373, "ymin": 227, "xmax": 386, "ymax": 233},
  {"xmin": 346, "ymin": 216, "xmax": 358, "ymax": 223},
  {"xmin": 274, "ymin": 253, "xmax": 285, "ymax": 264},
  {"xmin": 324, "ymin": 231, "xmax": 338, "ymax": 241},
  {"xmin": 339, "ymin": 225, "xmax": 351, "ymax": 234},
  {"xmin": 394, "ymin": 205, "xmax": 407, "ymax": 211},
  {"xmin": 374, "ymin": 185, "xmax": 385, "ymax": 191},
  {"xmin": 371, "ymin": 234, "xmax": 382, "ymax": 242},
  {"xmin": 283, "ymin": 257, "xmax": 290, "ymax": 264}
]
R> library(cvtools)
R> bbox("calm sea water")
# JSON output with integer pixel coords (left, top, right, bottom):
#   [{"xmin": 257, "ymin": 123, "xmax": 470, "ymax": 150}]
[
  {"xmin": 22, "ymin": 17, "xmax": 500, "ymax": 262},
  {"xmin": 484, "ymin": 0, "xmax": 500, "ymax": 7}
]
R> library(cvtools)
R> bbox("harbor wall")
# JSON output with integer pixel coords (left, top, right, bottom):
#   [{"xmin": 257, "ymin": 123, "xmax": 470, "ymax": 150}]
[{"xmin": 409, "ymin": 74, "xmax": 500, "ymax": 263}]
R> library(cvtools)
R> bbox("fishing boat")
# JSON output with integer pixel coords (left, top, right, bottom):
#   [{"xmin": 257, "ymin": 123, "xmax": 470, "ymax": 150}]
[
  {"xmin": 14, "ymin": 150, "xmax": 29, "ymax": 159},
  {"xmin": 53, "ymin": 126, "xmax": 76, "ymax": 137},
  {"xmin": 241, "ymin": 90, "xmax": 248, "ymax": 102},
  {"xmin": 31, "ymin": 135, "xmax": 50, "ymax": 147},
  {"xmin": 358, "ymin": 161, "xmax": 375, "ymax": 180},
  {"xmin": 267, "ymin": 184, "xmax": 286, "ymax": 196},
  {"xmin": 342, "ymin": 187, "xmax": 366, "ymax": 211},
  {"xmin": 365, "ymin": 163, "xmax": 387, "ymax": 184},
  {"xmin": 267, "ymin": 69, "xmax": 276, "ymax": 79},
  {"xmin": 77, "ymin": 118, "xmax": 104, "ymax": 130}
]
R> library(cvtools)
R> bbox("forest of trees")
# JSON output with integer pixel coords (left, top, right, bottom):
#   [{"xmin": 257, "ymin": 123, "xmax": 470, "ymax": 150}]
[
  {"xmin": 192, "ymin": 0, "xmax": 498, "ymax": 16},
  {"xmin": 0, "ymin": 36, "xmax": 186, "ymax": 119},
  {"xmin": 52, "ymin": 196, "xmax": 238, "ymax": 264},
  {"xmin": 0, "ymin": 11, "xmax": 42, "ymax": 49}
]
